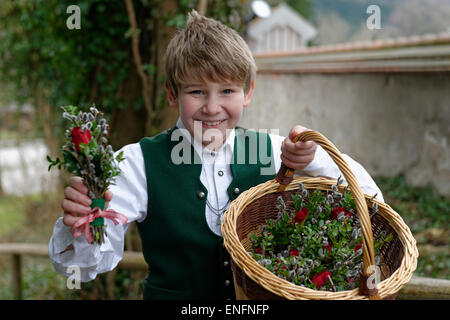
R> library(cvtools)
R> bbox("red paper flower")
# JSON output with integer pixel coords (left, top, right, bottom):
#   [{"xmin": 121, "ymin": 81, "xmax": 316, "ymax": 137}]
[
  {"xmin": 311, "ymin": 270, "xmax": 332, "ymax": 288},
  {"xmin": 289, "ymin": 249, "xmax": 299, "ymax": 256},
  {"xmin": 293, "ymin": 207, "xmax": 308, "ymax": 225},
  {"xmin": 354, "ymin": 243, "xmax": 362, "ymax": 252},
  {"xmin": 331, "ymin": 207, "xmax": 352, "ymax": 225},
  {"xmin": 322, "ymin": 243, "xmax": 332, "ymax": 253},
  {"xmin": 255, "ymin": 247, "xmax": 263, "ymax": 254},
  {"xmin": 71, "ymin": 127, "xmax": 91, "ymax": 152}
]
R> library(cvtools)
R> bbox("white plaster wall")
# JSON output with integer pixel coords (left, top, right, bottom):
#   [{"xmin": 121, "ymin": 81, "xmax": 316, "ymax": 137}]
[{"xmin": 240, "ymin": 72, "xmax": 450, "ymax": 195}]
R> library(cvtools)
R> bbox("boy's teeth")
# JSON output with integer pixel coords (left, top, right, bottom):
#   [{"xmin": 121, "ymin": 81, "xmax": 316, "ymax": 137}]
[{"xmin": 203, "ymin": 120, "xmax": 221, "ymax": 126}]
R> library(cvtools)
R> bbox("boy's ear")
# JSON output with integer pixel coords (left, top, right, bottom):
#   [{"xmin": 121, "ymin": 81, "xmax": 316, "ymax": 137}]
[
  {"xmin": 243, "ymin": 80, "xmax": 255, "ymax": 108},
  {"xmin": 166, "ymin": 86, "xmax": 178, "ymax": 108}
]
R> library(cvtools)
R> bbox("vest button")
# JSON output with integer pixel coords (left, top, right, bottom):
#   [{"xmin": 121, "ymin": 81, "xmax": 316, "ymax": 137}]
[
  {"xmin": 225, "ymin": 280, "xmax": 230, "ymax": 286},
  {"xmin": 233, "ymin": 187, "xmax": 240, "ymax": 195},
  {"xmin": 224, "ymin": 261, "xmax": 229, "ymax": 267},
  {"xmin": 197, "ymin": 191, "xmax": 205, "ymax": 199}
]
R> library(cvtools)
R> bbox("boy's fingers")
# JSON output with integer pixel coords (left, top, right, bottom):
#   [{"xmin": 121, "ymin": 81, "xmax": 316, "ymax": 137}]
[
  {"xmin": 61, "ymin": 198, "xmax": 91, "ymax": 217},
  {"xmin": 104, "ymin": 190, "xmax": 113, "ymax": 202},
  {"xmin": 289, "ymin": 125, "xmax": 309, "ymax": 140},
  {"xmin": 281, "ymin": 151, "xmax": 314, "ymax": 165},
  {"xmin": 62, "ymin": 213, "xmax": 81, "ymax": 227},
  {"xmin": 64, "ymin": 186, "xmax": 92, "ymax": 207},
  {"xmin": 283, "ymin": 138, "xmax": 316, "ymax": 155},
  {"xmin": 287, "ymin": 126, "xmax": 317, "ymax": 152},
  {"xmin": 293, "ymin": 140, "xmax": 316, "ymax": 151},
  {"xmin": 280, "ymin": 153, "xmax": 312, "ymax": 170},
  {"xmin": 296, "ymin": 140, "xmax": 316, "ymax": 148},
  {"xmin": 104, "ymin": 190, "xmax": 113, "ymax": 209},
  {"xmin": 69, "ymin": 176, "xmax": 89, "ymax": 194}
]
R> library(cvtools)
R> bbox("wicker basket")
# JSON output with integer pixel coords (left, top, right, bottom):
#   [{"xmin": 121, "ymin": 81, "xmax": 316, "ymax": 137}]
[{"xmin": 222, "ymin": 130, "xmax": 418, "ymax": 300}]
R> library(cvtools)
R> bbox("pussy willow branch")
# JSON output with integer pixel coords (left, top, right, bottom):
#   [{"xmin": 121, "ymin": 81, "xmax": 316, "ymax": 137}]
[{"xmin": 63, "ymin": 147, "xmax": 98, "ymax": 197}]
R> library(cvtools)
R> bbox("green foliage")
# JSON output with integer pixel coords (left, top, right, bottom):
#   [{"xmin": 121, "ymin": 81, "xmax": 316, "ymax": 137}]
[
  {"xmin": 0, "ymin": 0, "xmax": 133, "ymax": 149},
  {"xmin": 164, "ymin": 0, "xmax": 246, "ymax": 32},
  {"xmin": 374, "ymin": 174, "xmax": 450, "ymax": 232},
  {"xmin": 286, "ymin": 0, "xmax": 313, "ymax": 19},
  {"xmin": 0, "ymin": 0, "xmax": 131, "ymax": 108},
  {"xmin": 374, "ymin": 174, "xmax": 449, "ymax": 280},
  {"xmin": 0, "ymin": 0, "xmax": 247, "ymax": 109},
  {"xmin": 21, "ymin": 258, "xmax": 77, "ymax": 300},
  {"xmin": 0, "ymin": 0, "xmax": 249, "ymax": 149},
  {"xmin": 267, "ymin": 0, "xmax": 313, "ymax": 19},
  {"xmin": 0, "ymin": 195, "xmax": 27, "ymax": 237}
]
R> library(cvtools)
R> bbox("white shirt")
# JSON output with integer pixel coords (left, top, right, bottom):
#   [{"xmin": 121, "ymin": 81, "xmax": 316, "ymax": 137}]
[{"xmin": 48, "ymin": 118, "xmax": 384, "ymax": 282}]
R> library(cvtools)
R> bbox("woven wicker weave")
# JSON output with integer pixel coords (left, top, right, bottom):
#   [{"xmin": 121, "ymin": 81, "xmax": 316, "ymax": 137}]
[{"xmin": 221, "ymin": 130, "xmax": 418, "ymax": 300}]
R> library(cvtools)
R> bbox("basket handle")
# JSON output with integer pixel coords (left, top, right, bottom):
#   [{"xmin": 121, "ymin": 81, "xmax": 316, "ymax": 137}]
[{"xmin": 275, "ymin": 130, "xmax": 380, "ymax": 299}]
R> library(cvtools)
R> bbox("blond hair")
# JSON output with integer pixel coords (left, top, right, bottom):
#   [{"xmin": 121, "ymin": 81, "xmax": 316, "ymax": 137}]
[{"xmin": 164, "ymin": 10, "xmax": 256, "ymax": 97}]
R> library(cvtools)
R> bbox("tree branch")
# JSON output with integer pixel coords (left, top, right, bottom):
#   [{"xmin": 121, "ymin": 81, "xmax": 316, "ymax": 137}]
[{"xmin": 124, "ymin": 0, "xmax": 153, "ymax": 136}]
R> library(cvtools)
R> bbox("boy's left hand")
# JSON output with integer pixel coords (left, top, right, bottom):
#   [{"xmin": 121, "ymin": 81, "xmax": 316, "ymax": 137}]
[{"xmin": 280, "ymin": 125, "xmax": 317, "ymax": 170}]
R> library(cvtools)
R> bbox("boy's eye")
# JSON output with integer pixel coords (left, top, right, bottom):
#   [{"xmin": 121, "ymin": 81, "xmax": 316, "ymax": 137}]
[
  {"xmin": 223, "ymin": 89, "xmax": 233, "ymax": 94},
  {"xmin": 190, "ymin": 90, "xmax": 203, "ymax": 95}
]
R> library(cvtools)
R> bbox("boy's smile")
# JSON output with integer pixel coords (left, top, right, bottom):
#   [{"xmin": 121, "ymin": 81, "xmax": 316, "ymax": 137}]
[{"xmin": 167, "ymin": 80, "xmax": 255, "ymax": 150}]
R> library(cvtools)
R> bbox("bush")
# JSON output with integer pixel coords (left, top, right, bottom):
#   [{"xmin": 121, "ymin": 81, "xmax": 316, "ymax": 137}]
[{"xmin": 374, "ymin": 174, "xmax": 449, "ymax": 279}]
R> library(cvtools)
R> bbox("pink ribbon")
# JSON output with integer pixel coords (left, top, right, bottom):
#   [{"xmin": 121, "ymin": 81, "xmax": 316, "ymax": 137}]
[{"xmin": 71, "ymin": 207, "xmax": 128, "ymax": 244}]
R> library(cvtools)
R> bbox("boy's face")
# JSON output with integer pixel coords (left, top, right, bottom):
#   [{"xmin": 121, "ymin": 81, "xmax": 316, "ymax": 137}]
[{"xmin": 167, "ymin": 80, "xmax": 255, "ymax": 149}]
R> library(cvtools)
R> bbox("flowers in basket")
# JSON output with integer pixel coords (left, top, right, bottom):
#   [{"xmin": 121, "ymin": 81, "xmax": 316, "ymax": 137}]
[
  {"xmin": 47, "ymin": 105, "xmax": 127, "ymax": 245},
  {"xmin": 250, "ymin": 178, "xmax": 393, "ymax": 292}
]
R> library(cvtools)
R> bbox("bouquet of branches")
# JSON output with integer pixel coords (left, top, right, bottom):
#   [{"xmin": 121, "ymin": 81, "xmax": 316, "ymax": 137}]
[
  {"xmin": 250, "ymin": 178, "xmax": 392, "ymax": 292},
  {"xmin": 48, "ymin": 105, "xmax": 127, "ymax": 245}
]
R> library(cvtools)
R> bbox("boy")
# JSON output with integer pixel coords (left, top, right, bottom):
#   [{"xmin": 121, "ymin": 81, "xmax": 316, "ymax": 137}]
[{"xmin": 49, "ymin": 11, "xmax": 383, "ymax": 300}]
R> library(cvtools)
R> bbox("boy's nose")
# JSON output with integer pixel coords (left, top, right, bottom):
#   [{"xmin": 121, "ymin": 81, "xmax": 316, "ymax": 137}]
[{"xmin": 203, "ymin": 95, "xmax": 221, "ymax": 114}]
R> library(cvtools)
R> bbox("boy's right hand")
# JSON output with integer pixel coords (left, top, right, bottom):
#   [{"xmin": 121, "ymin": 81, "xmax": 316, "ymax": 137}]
[{"xmin": 61, "ymin": 176, "xmax": 113, "ymax": 227}]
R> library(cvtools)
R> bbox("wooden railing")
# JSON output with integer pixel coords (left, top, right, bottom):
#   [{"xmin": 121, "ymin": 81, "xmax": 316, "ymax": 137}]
[
  {"xmin": 0, "ymin": 243, "xmax": 146, "ymax": 299},
  {"xmin": 1, "ymin": 242, "xmax": 449, "ymax": 300}
]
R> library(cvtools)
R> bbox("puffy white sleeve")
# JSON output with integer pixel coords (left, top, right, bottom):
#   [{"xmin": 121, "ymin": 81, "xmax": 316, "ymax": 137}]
[
  {"xmin": 48, "ymin": 142, "xmax": 148, "ymax": 282},
  {"xmin": 269, "ymin": 133, "xmax": 384, "ymax": 202}
]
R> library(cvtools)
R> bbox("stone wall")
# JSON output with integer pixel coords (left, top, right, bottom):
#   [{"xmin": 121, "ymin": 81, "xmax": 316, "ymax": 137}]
[{"xmin": 240, "ymin": 71, "xmax": 450, "ymax": 196}]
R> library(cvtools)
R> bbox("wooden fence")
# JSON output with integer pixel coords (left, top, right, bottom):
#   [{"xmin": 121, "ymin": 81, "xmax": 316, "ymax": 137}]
[
  {"xmin": 1, "ymin": 242, "xmax": 449, "ymax": 300},
  {"xmin": 0, "ymin": 243, "xmax": 146, "ymax": 299}
]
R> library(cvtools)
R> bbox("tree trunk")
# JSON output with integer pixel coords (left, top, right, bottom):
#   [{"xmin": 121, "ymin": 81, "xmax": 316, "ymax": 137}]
[
  {"xmin": 34, "ymin": 88, "xmax": 59, "ymax": 159},
  {"xmin": 152, "ymin": 0, "xmax": 179, "ymax": 132},
  {"xmin": 108, "ymin": 64, "xmax": 148, "ymax": 149}
]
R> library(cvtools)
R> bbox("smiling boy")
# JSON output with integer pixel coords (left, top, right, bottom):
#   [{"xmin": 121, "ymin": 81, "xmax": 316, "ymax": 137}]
[
  {"xmin": 173, "ymin": 81, "xmax": 252, "ymax": 151},
  {"xmin": 49, "ymin": 10, "xmax": 383, "ymax": 300}
]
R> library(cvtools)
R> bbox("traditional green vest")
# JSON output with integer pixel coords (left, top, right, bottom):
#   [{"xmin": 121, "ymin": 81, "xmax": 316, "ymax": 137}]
[{"xmin": 138, "ymin": 126, "xmax": 275, "ymax": 299}]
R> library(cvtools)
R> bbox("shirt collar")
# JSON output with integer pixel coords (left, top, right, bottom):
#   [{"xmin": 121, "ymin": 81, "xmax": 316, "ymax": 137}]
[{"xmin": 175, "ymin": 117, "xmax": 235, "ymax": 161}]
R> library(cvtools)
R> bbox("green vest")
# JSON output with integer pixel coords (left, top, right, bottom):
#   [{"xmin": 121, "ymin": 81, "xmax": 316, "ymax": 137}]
[{"xmin": 138, "ymin": 126, "xmax": 275, "ymax": 299}]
